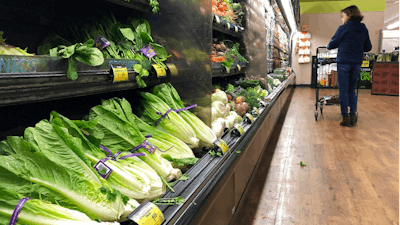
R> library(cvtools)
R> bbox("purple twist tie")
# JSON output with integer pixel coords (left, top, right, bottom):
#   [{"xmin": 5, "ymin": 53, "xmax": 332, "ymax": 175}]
[
  {"xmin": 131, "ymin": 139, "xmax": 174, "ymax": 154},
  {"xmin": 9, "ymin": 197, "xmax": 30, "ymax": 225},
  {"xmin": 174, "ymin": 104, "xmax": 197, "ymax": 113},
  {"xmin": 155, "ymin": 109, "xmax": 173, "ymax": 126}
]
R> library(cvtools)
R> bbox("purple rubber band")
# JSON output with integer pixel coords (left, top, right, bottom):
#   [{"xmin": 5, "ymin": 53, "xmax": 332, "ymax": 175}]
[
  {"xmin": 155, "ymin": 109, "xmax": 173, "ymax": 126},
  {"xmin": 100, "ymin": 145, "xmax": 113, "ymax": 156},
  {"xmin": 9, "ymin": 197, "xmax": 30, "ymax": 225},
  {"xmin": 174, "ymin": 104, "xmax": 197, "ymax": 113},
  {"xmin": 131, "ymin": 139, "xmax": 174, "ymax": 154}
]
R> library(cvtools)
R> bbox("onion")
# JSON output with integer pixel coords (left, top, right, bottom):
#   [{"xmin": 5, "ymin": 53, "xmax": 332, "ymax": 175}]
[
  {"xmin": 236, "ymin": 96, "xmax": 245, "ymax": 104},
  {"xmin": 227, "ymin": 94, "xmax": 233, "ymax": 101},
  {"xmin": 234, "ymin": 103, "xmax": 247, "ymax": 116},
  {"xmin": 242, "ymin": 102, "xmax": 249, "ymax": 112},
  {"xmin": 217, "ymin": 52, "xmax": 224, "ymax": 56},
  {"xmin": 216, "ymin": 44, "xmax": 221, "ymax": 51}
]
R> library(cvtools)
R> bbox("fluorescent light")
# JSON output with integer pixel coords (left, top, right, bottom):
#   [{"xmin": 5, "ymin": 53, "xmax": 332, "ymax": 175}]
[
  {"xmin": 281, "ymin": 0, "xmax": 298, "ymax": 32},
  {"xmin": 387, "ymin": 21, "xmax": 400, "ymax": 29}
]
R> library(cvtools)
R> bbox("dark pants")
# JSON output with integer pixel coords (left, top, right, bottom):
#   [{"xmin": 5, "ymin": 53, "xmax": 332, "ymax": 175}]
[{"xmin": 337, "ymin": 63, "xmax": 360, "ymax": 117}]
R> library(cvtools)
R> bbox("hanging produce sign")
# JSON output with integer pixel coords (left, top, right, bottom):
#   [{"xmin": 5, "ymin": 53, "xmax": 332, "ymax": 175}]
[
  {"xmin": 244, "ymin": 113, "xmax": 254, "ymax": 124},
  {"xmin": 127, "ymin": 201, "xmax": 164, "ymax": 225},
  {"xmin": 152, "ymin": 64, "xmax": 166, "ymax": 78},
  {"xmin": 111, "ymin": 64, "xmax": 129, "ymax": 83},
  {"xmin": 231, "ymin": 123, "xmax": 244, "ymax": 137},
  {"xmin": 214, "ymin": 139, "xmax": 229, "ymax": 154}
]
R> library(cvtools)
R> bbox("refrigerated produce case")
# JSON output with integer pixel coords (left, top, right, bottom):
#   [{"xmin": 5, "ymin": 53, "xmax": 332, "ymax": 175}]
[{"xmin": 0, "ymin": 0, "xmax": 298, "ymax": 224}]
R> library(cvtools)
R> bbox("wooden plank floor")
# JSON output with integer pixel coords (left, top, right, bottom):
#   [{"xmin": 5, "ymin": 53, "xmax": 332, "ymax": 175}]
[{"xmin": 231, "ymin": 87, "xmax": 399, "ymax": 225}]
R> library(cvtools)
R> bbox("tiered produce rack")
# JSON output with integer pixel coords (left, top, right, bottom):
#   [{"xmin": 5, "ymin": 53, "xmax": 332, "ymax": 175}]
[{"xmin": 0, "ymin": 0, "xmax": 298, "ymax": 224}]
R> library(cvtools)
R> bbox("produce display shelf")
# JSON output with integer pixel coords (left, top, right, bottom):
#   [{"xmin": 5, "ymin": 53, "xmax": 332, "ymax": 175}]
[
  {"xmin": 142, "ymin": 73, "xmax": 296, "ymax": 225},
  {"xmin": 211, "ymin": 64, "xmax": 247, "ymax": 78},
  {"xmin": 213, "ymin": 23, "xmax": 243, "ymax": 38},
  {"xmin": 0, "ymin": 55, "xmax": 174, "ymax": 107},
  {"xmin": 105, "ymin": 0, "xmax": 152, "ymax": 13}
]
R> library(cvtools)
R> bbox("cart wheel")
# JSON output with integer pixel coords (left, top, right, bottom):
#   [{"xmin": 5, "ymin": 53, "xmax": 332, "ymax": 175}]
[
  {"xmin": 355, "ymin": 112, "xmax": 358, "ymax": 122},
  {"xmin": 315, "ymin": 111, "xmax": 318, "ymax": 121}
]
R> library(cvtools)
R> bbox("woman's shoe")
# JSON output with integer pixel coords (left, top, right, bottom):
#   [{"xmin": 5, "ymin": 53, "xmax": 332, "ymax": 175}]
[
  {"xmin": 349, "ymin": 113, "xmax": 357, "ymax": 126},
  {"xmin": 340, "ymin": 115, "xmax": 351, "ymax": 127}
]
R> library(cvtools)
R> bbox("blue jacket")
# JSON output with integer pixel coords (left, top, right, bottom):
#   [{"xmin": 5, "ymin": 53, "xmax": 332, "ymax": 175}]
[{"xmin": 327, "ymin": 20, "xmax": 372, "ymax": 64}]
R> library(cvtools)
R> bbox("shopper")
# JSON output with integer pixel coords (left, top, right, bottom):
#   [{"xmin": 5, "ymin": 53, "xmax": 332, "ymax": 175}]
[{"xmin": 327, "ymin": 5, "xmax": 372, "ymax": 127}]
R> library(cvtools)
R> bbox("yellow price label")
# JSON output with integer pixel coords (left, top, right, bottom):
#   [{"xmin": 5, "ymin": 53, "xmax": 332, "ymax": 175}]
[
  {"xmin": 129, "ymin": 202, "xmax": 164, "ymax": 225},
  {"xmin": 166, "ymin": 63, "xmax": 178, "ymax": 76},
  {"xmin": 362, "ymin": 61, "xmax": 370, "ymax": 68},
  {"xmin": 234, "ymin": 123, "xmax": 244, "ymax": 135},
  {"xmin": 214, "ymin": 139, "xmax": 229, "ymax": 154},
  {"xmin": 152, "ymin": 64, "xmax": 167, "ymax": 78},
  {"xmin": 252, "ymin": 107, "xmax": 259, "ymax": 116},
  {"xmin": 113, "ymin": 67, "xmax": 129, "ymax": 83},
  {"xmin": 237, "ymin": 64, "xmax": 241, "ymax": 71},
  {"xmin": 245, "ymin": 113, "xmax": 254, "ymax": 123}
]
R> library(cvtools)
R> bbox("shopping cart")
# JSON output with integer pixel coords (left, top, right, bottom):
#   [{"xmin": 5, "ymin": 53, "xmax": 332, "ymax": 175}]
[{"xmin": 315, "ymin": 47, "xmax": 359, "ymax": 121}]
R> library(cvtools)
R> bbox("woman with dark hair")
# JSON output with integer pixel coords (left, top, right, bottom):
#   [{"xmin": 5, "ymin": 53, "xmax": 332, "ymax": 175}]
[{"xmin": 327, "ymin": 5, "xmax": 372, "ymax": 127}]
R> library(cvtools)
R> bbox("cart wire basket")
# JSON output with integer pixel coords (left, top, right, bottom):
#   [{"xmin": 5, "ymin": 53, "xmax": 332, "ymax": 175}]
[{"xmin": 315, "ymin": 47, "xmax": 359, "ymax": 121}]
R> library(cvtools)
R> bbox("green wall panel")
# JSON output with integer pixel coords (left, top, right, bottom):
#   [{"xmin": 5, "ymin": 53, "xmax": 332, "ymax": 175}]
[{"xmin": 300, "ymin": 0, "xmax": 386, "ymax": 14}]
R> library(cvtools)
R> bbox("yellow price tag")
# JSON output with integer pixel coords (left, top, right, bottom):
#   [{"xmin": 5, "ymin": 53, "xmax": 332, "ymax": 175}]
[
  {"xmin": 128, "ymin": 201, "xmax": 164, "ymax": 225},
  {"xmin": 234, "ymin": 123, "xmax": 244, "ymax": 135},
  {"xmin": 252, "ymin": 107, "xmax": 259, "ymax": 116},
  {"xmin": 225, "ymin": 66, "xmax": 230, "ymax": 73},
  {"xmin": 166, "ymin": 63, "xmax": 178, "ymax": 76},
  {"xmin": 362, "ymin": 61, "xmax": 370, "ymax": 68},
  {"xmin": 245, "ymin": 113, "xmax": 254, "ymax": 123},
  {"xmin": 237, "ymin": 64, "xmax": 241, "ymax": 71},
  {"xmin": 152, "ymin": 64, "xmax": 167, "ymax": 78},
  {"xmin": 112, "ymin": 67, "xmax": 129, "ymax": 83},
  {"xmin": 214, "ymin": 139, "xmax": 229, "ymax": 154}
]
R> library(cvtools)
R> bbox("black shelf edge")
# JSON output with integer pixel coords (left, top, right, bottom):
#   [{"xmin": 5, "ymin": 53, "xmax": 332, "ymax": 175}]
[
  {"xmin": 104, "ymin": 0, "xmax": 152, "ymax": 13},
  {"xmin": 212, "ymin": 23, "xmax": 244, "ymax": 39},
  {"xmin": 212, "ymin": 67, "xmax": 247, "ymax": 78},
  {"xmin": 157, "ymin": 74, "xmax": 296, "ymax": 225}
]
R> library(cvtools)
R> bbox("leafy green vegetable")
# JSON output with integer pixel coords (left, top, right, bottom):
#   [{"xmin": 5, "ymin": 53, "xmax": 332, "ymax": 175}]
[
  {"xmin": 0, "ymin": 185, "xmax": 120, "ymax": 225},
  {"xmin": 152, "ymin": 196, "xmax": 185, "ymax": 206},
  {"xmin": 139, "ymin": 92, "xmax": 200, "ymax": 149},
  {"xmin": 300, "ymin": 161, "xmax": 306, "ymax": 166},
  {"xmin": 50, "ymin": 112, "xmax": 154, "ymax": 200},
  {"xmin": 152, "ymin": 83, "xmax": 217, "ymax": 148},
  {"xmin": 87, "ymin": 98, "xmax": 178, "ymax": 181},
  {"xmin": 0, "ymin": 151, "xmax": 123, "ymax": 221},
  {"xmin": 225, "ymin": 84, "xmax": 236, "ymax": 93},
  {"xmin": 50, "ymin": 40, "xmax": 104, "ymax": 80},
  {"xmin": 236, "ymin": 151, "xmax": 241, "ymax": 154},
  {"xmin": 162, "ymin": 155, "xmax": 199, "ymax": 168},
  {"xmin": 209, "ymin": 150, "xmax": 216, "ymax": 156},
  {"xmin": 216, "ymin": 152, "xmax": 222, "ymax": 157}
]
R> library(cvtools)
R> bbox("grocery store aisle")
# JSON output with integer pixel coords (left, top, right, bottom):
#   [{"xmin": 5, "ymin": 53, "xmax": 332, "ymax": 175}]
[{"xmin": 231, "ymin": 87, "xmax": 399, "ymax": 225}]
